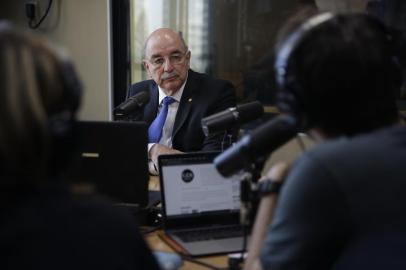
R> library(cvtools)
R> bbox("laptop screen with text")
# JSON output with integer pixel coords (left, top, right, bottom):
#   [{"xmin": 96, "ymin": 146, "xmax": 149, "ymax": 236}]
[{"xmin": 159, "ymin": 152, "xmax": 241, "ymax": 227}]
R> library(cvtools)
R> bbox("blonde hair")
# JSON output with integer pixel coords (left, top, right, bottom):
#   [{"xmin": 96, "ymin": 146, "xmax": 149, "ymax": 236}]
[{"xmin": 0, "ymin": 24, "xmax": 80, "ymax": 185}]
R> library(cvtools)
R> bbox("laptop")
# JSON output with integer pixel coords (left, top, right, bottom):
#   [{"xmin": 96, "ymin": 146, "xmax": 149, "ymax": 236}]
[
  {"xmin": 158, "ymin": 152, "xmax": 248, "ymax": 256},
  {"xmin": 69, "ymin": 121, "xmax": 150, "ymax": 207}
]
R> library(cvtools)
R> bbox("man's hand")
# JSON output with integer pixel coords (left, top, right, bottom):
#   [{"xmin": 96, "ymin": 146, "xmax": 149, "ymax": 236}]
[{"xmin": 148, "ymin": 144, "xmax": 183, "ymax": 174}]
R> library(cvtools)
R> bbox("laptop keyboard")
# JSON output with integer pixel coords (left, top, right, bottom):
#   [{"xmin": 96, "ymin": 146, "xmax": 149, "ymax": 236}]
[{"xmin": 173, "ymin": 225, "xmax": 245, "ymax": 243}]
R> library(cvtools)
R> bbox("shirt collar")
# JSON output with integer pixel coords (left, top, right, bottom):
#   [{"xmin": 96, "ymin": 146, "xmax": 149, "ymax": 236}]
[{"xmin": 158, "ymin": 72, "xmax": 188, "ymax": 104}]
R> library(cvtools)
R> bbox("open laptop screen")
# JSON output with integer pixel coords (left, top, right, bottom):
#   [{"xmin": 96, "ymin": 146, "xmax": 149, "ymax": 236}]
[{"xmin": 158, "ymin": 152, "xmax": 241, "ymax": 227}]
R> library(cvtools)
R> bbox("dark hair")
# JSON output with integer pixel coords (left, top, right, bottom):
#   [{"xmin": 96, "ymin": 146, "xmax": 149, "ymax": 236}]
[
  {"xmin": 0, "ymin": 23, "xmax": 81, "ymax": 189},
  {"xmin": 276, "ymin": 13, "xmax": 400, "ymax": 137}
]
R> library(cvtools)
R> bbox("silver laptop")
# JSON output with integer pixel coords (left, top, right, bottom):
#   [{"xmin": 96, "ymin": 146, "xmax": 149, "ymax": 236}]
[{"xmin": 158, "ymin": 152, "xmax": 248, "ymax": 256}]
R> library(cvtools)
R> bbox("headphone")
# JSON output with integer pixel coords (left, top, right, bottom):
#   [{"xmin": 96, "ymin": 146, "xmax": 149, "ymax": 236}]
[
  {"xmin": 274, "ymin": 12, "xmax": 402, "ymax": 130},
  {"xmin": 48, "ymin": 58, "xmax": 82, "ymax": 176}
]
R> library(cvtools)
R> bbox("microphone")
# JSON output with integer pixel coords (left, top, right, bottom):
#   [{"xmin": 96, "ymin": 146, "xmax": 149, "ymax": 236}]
[
  {"xmin": 201, "ymin": 101, "xmax": 264, "ymax": 136},
  {"xmin": 114, "ymin": 91, "xmax": 150, "ymax": 117},
  {"xmin": 214, "ymin": 114, "xmax": 298, "ymax": 177}
]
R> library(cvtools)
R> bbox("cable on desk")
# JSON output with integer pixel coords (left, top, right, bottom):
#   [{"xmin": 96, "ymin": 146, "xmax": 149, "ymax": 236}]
[
  {"xmin": 140, "ymin": 225, "xmax": 162, "ymax": 235},
  {"xmin": 180, "ymin": 255, "xmax": 229, "ymax": 270},
  {"xmin": 239, "ymin": 224, "xmax": 249, "ymax": 264}
]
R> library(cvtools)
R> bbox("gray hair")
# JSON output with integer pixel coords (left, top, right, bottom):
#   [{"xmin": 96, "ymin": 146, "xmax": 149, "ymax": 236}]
[{"xmin": 142, "ymin": 29, "xmax": 188, "ymax": 59}]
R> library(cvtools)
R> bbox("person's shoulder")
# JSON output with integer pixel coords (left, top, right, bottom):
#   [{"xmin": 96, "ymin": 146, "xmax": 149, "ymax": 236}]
[
  {"xmin": 128, "ymin": 79, "xmax": 156, "ymax": 97},
  {"xmin": 188, "ymin": 70, "xmax": 236, "ymax": 105},
  {"xmin": 131, "ymin": 78, "xmax": 155, "ymax": 87},
  {"xmin": 189, "ymin": 69, "xmax": 233, "ymax": 86},
  {"xmin": 305, "ymin": 125, "xmax": 405, "ymax": 163},
  {"xmin": 3, "ymin": 185, "xmax": 142, "ymax": 244},
  {"xmin": 2, "ymin": 186, "xmax": 159, "ymax": 270}
]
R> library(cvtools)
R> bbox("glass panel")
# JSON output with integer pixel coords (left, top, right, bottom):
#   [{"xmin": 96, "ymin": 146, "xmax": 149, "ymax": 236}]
[{"xmin": 130, "ymin": 0, "xmax": 406, "ymax": 105}]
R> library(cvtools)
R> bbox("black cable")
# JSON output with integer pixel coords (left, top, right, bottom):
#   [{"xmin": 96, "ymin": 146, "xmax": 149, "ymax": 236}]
[
  {"xmin": 140, "ymin": 225, "xmax": 162, "ymax": 235},
  {"xmin": 221, "ymin": 130, "xmax": 234, "ymax": 152},
  {"xmin": 221, "ymin": 131, "xmax": 228, "ymax": 152},
  {"xmin": 180, "ymin": 254, "xmax": 228, "ymax": 270},
  {"xmin": 240, "ymin": 224, "xmax": 248, "ymax": 261},
  {"xmin": 29, "ymin": 0, "xmax": 53, "ymax": 29}
]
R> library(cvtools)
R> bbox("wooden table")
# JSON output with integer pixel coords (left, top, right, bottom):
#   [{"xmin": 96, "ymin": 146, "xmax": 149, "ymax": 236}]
[
  {"xmin": 149, "ymin": 175, "xmax": 160, "ymax": 191},
  {"xmin": 145, "ymin": 231, "xmax": 230, "ymax": 270}
]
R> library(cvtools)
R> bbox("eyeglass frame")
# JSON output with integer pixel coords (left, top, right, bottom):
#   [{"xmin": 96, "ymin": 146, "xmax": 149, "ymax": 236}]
[{"xmin": 144, "ymin": 50, "xmax": 190, "ymax": 69}]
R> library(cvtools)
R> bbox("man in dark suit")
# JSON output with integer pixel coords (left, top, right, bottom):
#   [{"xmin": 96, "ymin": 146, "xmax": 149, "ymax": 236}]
[{"xmin": 127, "ymin": 28, "xmax": 236, "ymax": 173}]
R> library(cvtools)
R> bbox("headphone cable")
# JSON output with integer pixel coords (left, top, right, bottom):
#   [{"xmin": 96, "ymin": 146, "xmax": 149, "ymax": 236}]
[{"xmin": 29, "ymin": 0, "xmax": 53, "ymax": 29}]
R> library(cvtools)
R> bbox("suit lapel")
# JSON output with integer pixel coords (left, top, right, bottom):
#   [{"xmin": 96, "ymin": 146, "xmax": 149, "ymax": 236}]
[
  {"xmin": 144, "ymin": 83, "xmax": 159, "ymax": 124},
  {"xmin": 172, "ymin": 70, "xmax": 196, "ymax": 138}
]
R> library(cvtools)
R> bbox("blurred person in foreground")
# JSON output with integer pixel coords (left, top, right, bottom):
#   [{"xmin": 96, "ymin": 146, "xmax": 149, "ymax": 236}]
[
  {"xmin": 244, "ymin": 12, "xmax": 405, "ymax": 270},
  {"xmin": 0, "ymin": 22, "xmax": 159, "ymax": 270}
]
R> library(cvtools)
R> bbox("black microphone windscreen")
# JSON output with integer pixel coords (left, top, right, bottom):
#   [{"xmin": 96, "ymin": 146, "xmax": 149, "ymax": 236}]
[
  {"xmin": 201, "ymin": 101, "xmax": 264, "ymax": 136},
  {"xmin": 214, "ymin": 114, "xmax": 298, "ymax": 177},
  {"xmin": 237, "ymin": 101, "xmax": 264, "ymax": 123},
  {"xmin": 115, "ymin": 91, "xmax": 149, "ymax": 116}
]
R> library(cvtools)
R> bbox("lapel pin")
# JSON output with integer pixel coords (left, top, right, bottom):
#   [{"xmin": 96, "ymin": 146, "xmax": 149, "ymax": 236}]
[{"xmin": 188, "ymin": 98, "xmax": 192, "ymax": 102}]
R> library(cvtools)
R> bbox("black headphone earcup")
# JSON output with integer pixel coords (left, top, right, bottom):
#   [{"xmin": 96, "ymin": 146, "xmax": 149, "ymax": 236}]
[
  {"xmin": 59, "ymin": 61, "xmax": 82, "ymax": 113},
  {"xmin": 274, "ymin": 13, "xmax": 336, "ymax": 130},
  {"xmin": 48, "ymin": 61, "xmax": 82, "ymax": 176},
  {"xmin": 48, "ymin": 117, "xmax": 76, "ymax": 175},
  {"xmin": 391, "ymin": 57, "xmax": 403, "ymax": 94},
  {"xmin": 277, "ymin": 74, "xmax": 308, "ymax": 130}
]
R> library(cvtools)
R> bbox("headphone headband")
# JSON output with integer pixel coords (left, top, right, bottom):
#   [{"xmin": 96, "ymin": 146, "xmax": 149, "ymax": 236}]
[{"xmin": 275, "ymin": 12, "xmax": 334, "ymax": 88}]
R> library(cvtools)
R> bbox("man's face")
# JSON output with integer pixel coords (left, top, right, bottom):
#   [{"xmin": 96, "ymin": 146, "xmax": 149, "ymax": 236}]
[{"xmin": 143, "ymin": 30, "xmax": 190, "ymax": 96}]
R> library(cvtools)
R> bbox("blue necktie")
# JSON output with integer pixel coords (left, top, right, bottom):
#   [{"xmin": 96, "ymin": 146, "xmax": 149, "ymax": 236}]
[{"xmin": 148, "ymin": 96, "xmax": 176, "ymax": 143}]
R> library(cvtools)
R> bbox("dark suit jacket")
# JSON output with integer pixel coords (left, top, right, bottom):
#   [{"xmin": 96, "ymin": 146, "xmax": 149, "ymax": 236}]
[{"xmin": 127, "ymin": 69, "xmax": 236, "ymax": 152}]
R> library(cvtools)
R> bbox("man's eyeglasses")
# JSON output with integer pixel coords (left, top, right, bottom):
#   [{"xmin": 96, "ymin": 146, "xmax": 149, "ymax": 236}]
[{"xmin": 147, "ymin": 51, "xmax": 189, "ymax": 68}]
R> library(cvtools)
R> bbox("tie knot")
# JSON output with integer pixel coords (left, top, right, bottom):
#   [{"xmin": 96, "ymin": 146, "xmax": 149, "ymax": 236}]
[{"xmin": 162, "ymin": 96, "xmax": 176, "ymax": 106}]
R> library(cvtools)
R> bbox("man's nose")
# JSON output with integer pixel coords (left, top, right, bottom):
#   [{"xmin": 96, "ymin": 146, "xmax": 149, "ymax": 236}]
[{"xmin": 163, "ymin": 58, "xmax": 174, "ymax": 71}]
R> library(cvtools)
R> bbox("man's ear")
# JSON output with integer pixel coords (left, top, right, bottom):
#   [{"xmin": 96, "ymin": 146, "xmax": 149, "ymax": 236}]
[
  {"xmin": 185, "ymin": 51, "xmax": 191, "ymax": 68},
  {"xmin": 143, "ymin": 60, "xmax": 152, "ymax": 78}
]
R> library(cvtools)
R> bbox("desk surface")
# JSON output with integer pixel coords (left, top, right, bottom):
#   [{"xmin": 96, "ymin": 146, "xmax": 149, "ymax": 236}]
[
  {"xmin": 147, "ymin": 176, "xmax": 230, "ymax": 270},
  {"xmin": 149, "ymin": 175, "xmax": 160, "ymax": 191},
  {"xmin": 145, "ymin": 230, "xmax": 229, "ymax": 270}
]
